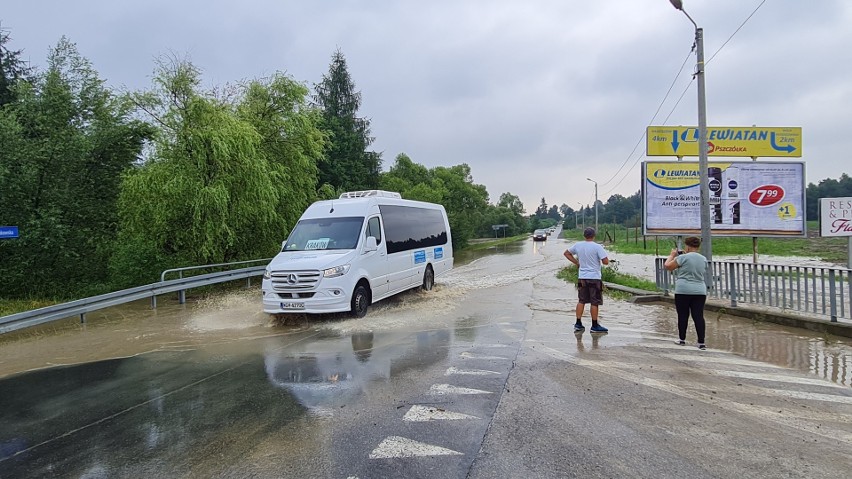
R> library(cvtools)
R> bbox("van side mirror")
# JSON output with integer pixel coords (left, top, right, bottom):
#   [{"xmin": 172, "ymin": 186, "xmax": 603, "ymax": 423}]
[
  {"xmin": 363, "ymin": 236, "xmax": 378, "ymax": 253},
  {"xmin": 281, "ymin": 241, "xmax": 287, "ymax": 251}
]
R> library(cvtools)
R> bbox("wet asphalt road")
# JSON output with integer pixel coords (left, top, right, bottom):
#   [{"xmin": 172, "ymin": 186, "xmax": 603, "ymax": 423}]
[{"xmin": 1, "ymin": 232, "xmax": 852, "ymax": 478}]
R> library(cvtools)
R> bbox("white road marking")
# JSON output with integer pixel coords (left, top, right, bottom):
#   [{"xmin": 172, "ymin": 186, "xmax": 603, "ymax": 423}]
[
  {"xmin": 773, "ymin": 389, "xmax": 852, "ymax": 405},
  {"xmin": 674, "ymin": 380, "xmax": 852, "ymax": 405},
  {"xmin": 751, "ymin": 404, "xmax": 852, "ymax": 424},
  {"xmin": 714, "ymin": 370, "xmax": 848, "ymax": 389},
  {"xmin": 640, "ymin": 342, "xmax": 711, "ymax": 351},
  {"xmin": 403, "ymin": 405, "xmax": 480, "ymax": 422},
  {"xmin": 429, "ymin": 384, "xmax": 493, "ymax": 395},
  {"xmin": 369, "ymin": 436, "xmax": 463, "ymax": 459},
  {"xmin": 661, "ymin": 354, "xmax": 786, "ymax": 369},
  {"xmin": 445, "ymin": 367, "xmax": 501, "ymax": 376},
  {"xmin": 460, "ymin": 352, "xmax": 509, "ymax": 360},
  {"xmin": 531, "ymin": 342, "xmax": 852, "ymax": 445},
  {"xmin": 584, "ymin": 361, "xmax": 846, "ymax": 390}
]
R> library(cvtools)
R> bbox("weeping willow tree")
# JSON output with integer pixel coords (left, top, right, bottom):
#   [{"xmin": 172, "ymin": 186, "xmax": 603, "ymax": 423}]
[{"xmin": 111, "ymin": 59, "xmax": 324, "ymax": 286}]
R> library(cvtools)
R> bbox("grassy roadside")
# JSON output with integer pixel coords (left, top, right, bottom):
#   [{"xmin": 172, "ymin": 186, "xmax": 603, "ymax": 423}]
[
  {"xmin": 463, "ymin": 234, "xmax": 528, "ymax": 251},
  {"xmin": 562, "ymin": 221, "xmax": 848, "ymax": 263},
  {"xmin": 557, "ymin": 264, "xmax": 660, "ymax": 301},
  {"xmin": 0, "ymin": 298, "xmax": 58, "ymax": 317}
]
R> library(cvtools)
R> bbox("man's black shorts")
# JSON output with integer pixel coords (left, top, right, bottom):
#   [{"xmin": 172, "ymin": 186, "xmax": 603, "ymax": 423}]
[{"xmin": 577, "ymin": 279, "xmax": 603, "ymax": 306}]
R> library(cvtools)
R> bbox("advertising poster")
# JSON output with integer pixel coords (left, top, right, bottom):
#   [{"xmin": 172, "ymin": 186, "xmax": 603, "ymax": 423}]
[
  {"xmin": 819, "ymin": 198, "xmax": 852, "ymax": 237},
  {"xmin": 643, "ymin": 161, "xmax": 805, "ymax": 237}
]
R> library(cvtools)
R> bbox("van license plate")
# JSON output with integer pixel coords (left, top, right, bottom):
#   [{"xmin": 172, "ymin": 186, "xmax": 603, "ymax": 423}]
[{"xmin": 281, "ymin": 302, "xmax": 305, "ymax": 310}]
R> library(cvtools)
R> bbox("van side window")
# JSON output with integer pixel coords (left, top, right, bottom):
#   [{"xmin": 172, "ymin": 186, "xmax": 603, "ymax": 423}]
[
  {"xmin": 378, "ymin": 205, "xmax": 448, "ymax": 254},
  {"xmin": 366, "ymin": 216, "xmax": 382, "ymax": 243}
]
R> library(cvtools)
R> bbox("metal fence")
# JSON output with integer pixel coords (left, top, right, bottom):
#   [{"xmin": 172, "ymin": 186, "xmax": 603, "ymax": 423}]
[
  {"xmin": 0, "ymin": 260, "xmax": 270, "ymax": 335},
  {"xmin": 655, "ymin": 258, "xmax": 852, "ymax": 322}
]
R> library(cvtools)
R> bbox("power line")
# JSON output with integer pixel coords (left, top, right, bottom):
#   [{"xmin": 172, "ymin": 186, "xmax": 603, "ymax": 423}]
[
  {"xmin": 601, "ymin": 77, "xmax": 695, "ymax": 196},
  {"xmin": 707, "ymin": 0, "xmax": 767, "ymax": 66},
  {"xmin": 599, "ymin": 49, "xmax": 693, "ymax": 188},
  {"xmin": 599, "ymin": 0, "xmax": 767, "ymax": 198}
]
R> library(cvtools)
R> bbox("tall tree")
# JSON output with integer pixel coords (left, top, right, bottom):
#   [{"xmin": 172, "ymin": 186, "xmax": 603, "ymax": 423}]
[
  {"xmin": 535, "ymin": 197, "xmax": 549, "ymax": 219},
  {"xmin": 237, "ymin": 74, "xmax": 326, "ymax": 230},
  {"xmin": 0, "ymin": 23, "xmax": 32, "ymax": 106},
  {"xmin": 112, "ymin": 60, "xmax": 324, "ymax": 286},
  {"xmin": 498, "ymin": 192, "xmax": 525, "ymax": 216},
  {"xmin": 806, "ymin": 174, "xmax": 852, "ymax": 220},
  {"xmin": 0, "ymin": 37, "xmax": 151, "ymax": 297},
  {"xmin": 313, "ymin": 49, "xmax": 381, "ymax": 192},
  {"xmin": 381, "ymin": 155, "xmax": 491, "ymax": 248}
]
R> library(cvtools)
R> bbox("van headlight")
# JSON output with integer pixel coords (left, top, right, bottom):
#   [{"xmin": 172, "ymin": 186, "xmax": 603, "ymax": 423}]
[
  {"xmin": 263, "ymin": 269, "xmax": 271, "ymax": 280},
  {"xmin": 323, "ymin": 264, "xmax": 350, "ymax": 278}
]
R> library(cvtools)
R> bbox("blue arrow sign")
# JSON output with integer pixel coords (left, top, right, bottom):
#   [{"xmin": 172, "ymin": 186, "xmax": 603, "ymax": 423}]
[
  {"xmin": 770, "ymin": 132, "xmax": 796, "ymax": 153},
  {"xmin": 671, "ymin": 129, "xmax": 680, "ymax": 153},
  {"xmin": 0, "ymin": 226, "xmax": 19, "ymax": 238}
]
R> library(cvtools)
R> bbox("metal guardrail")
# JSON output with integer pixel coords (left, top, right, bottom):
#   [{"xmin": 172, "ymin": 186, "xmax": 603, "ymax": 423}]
[
  {"xmin": 655, "ymin": 258, "xmax": 851, "ymax": 322},
  {"xmin": 0, "ymin": 263, "xmax": 267, "ymax": 335},
  {"xmin": 161, "ymin": 258, "xmax": 271, "ymax": 282},
  {"xmin": 159, "ymin": 258, "xmax": 271, "ymax": 305}
]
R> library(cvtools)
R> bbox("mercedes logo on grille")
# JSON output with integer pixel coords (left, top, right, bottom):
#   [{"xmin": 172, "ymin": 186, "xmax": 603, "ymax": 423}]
[{"xmin": 287, "ymin": 273, "xmax": 298, "ymax": 285}]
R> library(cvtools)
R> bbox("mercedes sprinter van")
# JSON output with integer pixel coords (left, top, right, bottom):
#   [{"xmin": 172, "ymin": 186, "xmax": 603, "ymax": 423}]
[{"xmin": 262, "ymin": 190, "xmax": 453, "ymax": 318}]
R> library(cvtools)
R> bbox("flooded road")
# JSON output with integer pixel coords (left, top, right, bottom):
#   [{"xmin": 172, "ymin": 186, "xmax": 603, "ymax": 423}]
[{"xmin": 1, "ymin": 232, "xmax": 851, "ymax": 478}]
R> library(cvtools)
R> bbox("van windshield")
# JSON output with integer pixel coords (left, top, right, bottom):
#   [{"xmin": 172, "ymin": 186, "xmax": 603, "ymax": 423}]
[{"xmin": 283, "ymin": 217, "xmax": 364, "ymax": 251}]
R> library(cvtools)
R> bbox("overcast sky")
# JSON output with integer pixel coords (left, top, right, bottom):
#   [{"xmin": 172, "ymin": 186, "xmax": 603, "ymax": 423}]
[{"xmin": 3, "ymin": 1, "xmax": 850, "ymax": 213}]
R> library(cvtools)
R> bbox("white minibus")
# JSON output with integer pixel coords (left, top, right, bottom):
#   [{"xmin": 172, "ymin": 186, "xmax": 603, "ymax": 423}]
[{"xmin": 262, "ymin": 190, "xmax": 453, "ymax": 317}]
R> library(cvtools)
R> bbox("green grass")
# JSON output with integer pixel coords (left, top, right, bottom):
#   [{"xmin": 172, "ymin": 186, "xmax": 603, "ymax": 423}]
[
  {"xmin": 561, "ymin": 221, "xmax": 848, "ymax": 264},
  {"xmin": 0, "ymin": 298, "xmax": 58, "ymax": 317},
  {"xmin": 464, "ymin": 234, "xmax": 527, "ymax": 251},
  {"xmin": 557, "ymin": 264, "xmax": 660, "ymax": 298}
]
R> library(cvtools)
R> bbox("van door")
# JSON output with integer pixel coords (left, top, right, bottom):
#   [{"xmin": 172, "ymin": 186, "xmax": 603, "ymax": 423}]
[{"xmin": 360, "ymin": 215, "xmax": 389, "ymax": 298}]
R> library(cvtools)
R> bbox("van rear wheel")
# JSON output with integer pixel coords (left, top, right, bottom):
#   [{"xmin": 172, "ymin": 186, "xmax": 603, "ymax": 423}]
[
  {"xmin": 422, "ymin": 265, "xmax": 434, "ymax": 291},
  {"xmin": 351, "ymin": 285, "xmax": 370, "ymax": 318}
]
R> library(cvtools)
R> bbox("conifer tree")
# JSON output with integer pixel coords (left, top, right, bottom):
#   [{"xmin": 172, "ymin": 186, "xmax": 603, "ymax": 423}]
[{"xmin": 313, "ymin": 49, "xmax": 381, "ymax": 191}]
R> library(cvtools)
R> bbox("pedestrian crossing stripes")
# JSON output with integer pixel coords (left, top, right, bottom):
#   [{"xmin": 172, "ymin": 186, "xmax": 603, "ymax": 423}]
[
  {"xmin": 403, "ymin": 405, "xmax": 480, "ymax": 422},
  {"xmin": 460, "ymin": 352, "xmax": 509, "ymax": 360},
  {"xmin": 531, "ymin": 341, "xmax": 852, "ymax": 445},
  {"xmin": 445, "ymin": 366, "xmax": 501, "ymax": 376},
  {"xmin": 369, "ymin": 436, "xmax": 463, "ymax": 459}
]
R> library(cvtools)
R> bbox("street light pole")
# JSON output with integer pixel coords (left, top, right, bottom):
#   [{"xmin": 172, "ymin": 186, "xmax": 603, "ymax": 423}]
[
  {"xmin": 586, "ymin": 178, "xmax": 599, "ymax": 233},
  {"xmin": 670, "ymin": 0, "xmax": 713, "ymax": 284}
]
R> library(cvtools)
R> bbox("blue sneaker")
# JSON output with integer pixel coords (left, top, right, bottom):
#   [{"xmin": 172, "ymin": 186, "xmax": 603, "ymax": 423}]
[
  {"xmin": 590, "ymin": 323, "xmax": 608, "ymax": 333},
  {"xmin": 574, "ymin": 323, "xmax": 585, "ymax": 332}
]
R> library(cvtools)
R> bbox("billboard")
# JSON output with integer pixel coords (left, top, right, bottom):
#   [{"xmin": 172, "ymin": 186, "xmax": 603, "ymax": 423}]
[
  {"xmin": 646, "ymin": 126, "xmax": 802, "ymax": 157},
  {"xmin": 819, "ymin": 198, "xmax": 852, "ymax": 237},
  {"xmin": 643, "ymin": 161, "xmax": 806, "ymax": 237}
]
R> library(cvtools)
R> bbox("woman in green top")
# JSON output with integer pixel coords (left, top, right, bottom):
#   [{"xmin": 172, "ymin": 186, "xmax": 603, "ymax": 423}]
[{"xmin": 664, "ymin": 236, "xmax": 707, "ymax": 350}]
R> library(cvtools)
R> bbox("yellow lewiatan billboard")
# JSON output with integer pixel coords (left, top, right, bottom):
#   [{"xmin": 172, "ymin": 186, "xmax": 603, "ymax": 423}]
[
  {"xmin": 642, "ymin": 161, "xmax": 806, "ymax": 237},
  {"xmin": 646, "ymin": 126, "xmax": 802, "ymax": 157}
]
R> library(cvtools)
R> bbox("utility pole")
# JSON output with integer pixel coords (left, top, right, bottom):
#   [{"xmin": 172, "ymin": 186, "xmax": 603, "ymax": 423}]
[
  {"xmin": 670, "ymin": 0, "xmax": 712, "ymax": 287},
  {"xmin": 586, "ymin": 178, "xmax": 599, "ymax": 233}
]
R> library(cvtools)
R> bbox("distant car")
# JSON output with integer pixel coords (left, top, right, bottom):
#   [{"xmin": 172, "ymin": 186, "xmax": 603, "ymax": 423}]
[{"xmin": 533, "ymin": 229, "xmax": 548, "ymax": 241}]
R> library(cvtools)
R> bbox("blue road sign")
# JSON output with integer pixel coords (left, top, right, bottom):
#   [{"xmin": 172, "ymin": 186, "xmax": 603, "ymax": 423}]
[{"xmin": 0, "ymin": 226, "xmax": 19, "ymax": 238}]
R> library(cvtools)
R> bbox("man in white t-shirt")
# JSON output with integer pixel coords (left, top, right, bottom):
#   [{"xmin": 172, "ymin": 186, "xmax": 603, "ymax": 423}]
[{"xmin": 563, "ymin": 227, "xmax": 610, "ymax": 333}]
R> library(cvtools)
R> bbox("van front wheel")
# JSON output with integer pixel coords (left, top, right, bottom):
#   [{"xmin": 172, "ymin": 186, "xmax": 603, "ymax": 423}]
[
  {"xmin": 351, "ymin": 285, "xmax": 370, "ymax": 318},
  {"xmin": 422, "ymin": 266, "xmax": 434, "ymax": 291}
]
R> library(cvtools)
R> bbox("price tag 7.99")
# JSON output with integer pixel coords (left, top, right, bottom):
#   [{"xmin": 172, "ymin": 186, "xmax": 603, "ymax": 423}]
[{"xmin": 749, "ymin": 185, "xmax": 785, "ymax": 207}]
